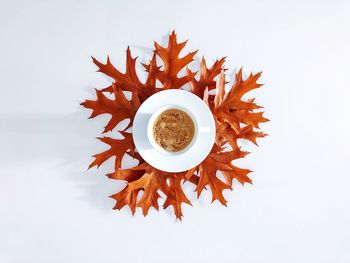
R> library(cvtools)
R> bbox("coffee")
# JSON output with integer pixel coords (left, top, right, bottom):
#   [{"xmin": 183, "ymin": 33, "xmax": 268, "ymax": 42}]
[{"xmin": 152, "ymin": 109, "xmax": 195, "ymax": 152}]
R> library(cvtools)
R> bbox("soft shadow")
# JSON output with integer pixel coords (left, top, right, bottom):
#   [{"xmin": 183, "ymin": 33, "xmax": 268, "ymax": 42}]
[{"xmin": 0, "ymin": 111, "xmax": 131, "ymax": 213}]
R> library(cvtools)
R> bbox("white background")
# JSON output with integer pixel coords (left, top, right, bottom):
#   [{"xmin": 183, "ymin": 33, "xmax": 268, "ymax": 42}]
[{"xmin": 1, "ymin": 0, "xmax": 349, "ymax": 262}]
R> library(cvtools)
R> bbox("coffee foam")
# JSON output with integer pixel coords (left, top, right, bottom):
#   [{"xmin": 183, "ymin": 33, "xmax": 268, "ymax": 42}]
[{"xmin": 152, "ymin": 109, "xmax": 195, "ymax": 152}]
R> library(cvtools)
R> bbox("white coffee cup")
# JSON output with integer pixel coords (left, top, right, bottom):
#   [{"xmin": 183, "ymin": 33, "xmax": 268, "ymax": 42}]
[{"xmin": 146, "ymin": 104, "xmax": 199, "ymax": 155}]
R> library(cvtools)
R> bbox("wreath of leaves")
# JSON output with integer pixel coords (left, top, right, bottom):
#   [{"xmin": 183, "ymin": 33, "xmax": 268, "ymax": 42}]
[{"xmin": 82, "ymin": 31, "xmax": 268, "ymax": 219}]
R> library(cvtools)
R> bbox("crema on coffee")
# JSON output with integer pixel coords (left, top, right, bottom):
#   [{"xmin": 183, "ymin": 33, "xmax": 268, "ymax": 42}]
[{"xmin": 152, "ymin": 109, "xmax": 195, "ymax": 152}]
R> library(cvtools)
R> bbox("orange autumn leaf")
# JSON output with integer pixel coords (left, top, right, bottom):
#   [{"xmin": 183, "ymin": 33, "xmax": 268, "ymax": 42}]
[
  {"xmin": 93, "ymin": 47, "xmax": 143, "ymax": 93},
  {"xmin": 81, "ymin": 85, "xmax": 140, "ymax": 133},
  {"xmin": 207, "ymin": 70, "xmax": 269, "ymax": 149},
  {"xmin": 111, "ymin": 163, "xmax": 170, "ymax": 216},
  {"xmin": 82, "ymin": 31, "xmax": 268, "ymax": 219},
  {"xmin": 140, "ymin": 53, "xmax": 162, "ymax": 100},
  {"xmin": 110, "ymin": 163, "xmax": 191, "ymax": 219},
  {"xmin": 214, "ymin": 69, "xmax": 269, "ymax": 128},
  {"xmin": 88, "ymin": 132, "xmax": 136, "ymax": 171},
  {"xmin": 162, "ymin": 174, "xmax": 192, "ymax": 219},
  {"xmin": 185, "ymin": 147, "xmax": 251, "ymax": 205},
  {"xmin": 188, "ymin": 57, "xmax": 226, "ymax": 98},
  {"xmin": 216, "ymin": 122, "xmax": 267, "ymax": 149},
  {"xmin": 155, "ymin": 31, "xmax": 197, "ymax": 89}
]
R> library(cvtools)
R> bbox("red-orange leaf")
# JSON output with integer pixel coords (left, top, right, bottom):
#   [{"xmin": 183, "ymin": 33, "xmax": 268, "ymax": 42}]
[
  {"xmin": 163, "ymin": 175, "xmax": 191, "ymax": 220},
  {"xmin": 93, "ymin": 47, "xmax": 143, "ymax": 94},
  {"xmin": 110, "ymin": 187, "xmax": 141, "ymax": 215},
  {"xmin": 210, "ymin": 69, "xmax": 268, "ymax": 145},
  {"xmin": 111, "ymin": 163, "xmax": 192, "ymax": 219},
  {"xmin": 81, "ymin": 85, "xmax": 140, "ymax": 133},
  {"xmin": 111, "ymin": 163, "xmax": 170, "ymax": 216},
  {"xmin": 155, "ymin": 31, "xmax": 197, "ymax": 89},
  {"xmin": 237, "ymin": 126, "xmax": 267, "ymax": 145},
  {"xmin": 88, "ymin": 132, "xmax": 136, "ymax": 171},
  {"xmin": 140, "ymin": 53, "xmax": 161, "ymax": 101},
  {"xmin": 216, "ymin": 122, "xmax": 267, "ymax": 149},
  {"xmin": 185, "ymin": 148, "xmax": 251, "ymax": 205},
  {"xmin": 188, "ymin": 57, "xmax": 226, "ymax": 98},
  {"xmin": 229, "ymin": 68, "xmax": 263, "ymax": 98},
  {"xmin": 197, "ymin": 162, "xmax": 231, "ymax": 205}
]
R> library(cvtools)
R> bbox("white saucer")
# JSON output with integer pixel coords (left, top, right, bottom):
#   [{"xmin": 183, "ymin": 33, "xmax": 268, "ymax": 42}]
[{"xmin": 132, "ymin": 89, "xmax": 216, "ymax": 172}]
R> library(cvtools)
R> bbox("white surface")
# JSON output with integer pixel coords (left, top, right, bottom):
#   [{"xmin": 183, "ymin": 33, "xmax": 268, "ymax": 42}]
[
  {"xmin": 0, "ymin": 0, "xmax": 350, "ymax": 263},
  {"xmin": 133, "ymin": 89, "xmax": 215, "ymax": 172}
]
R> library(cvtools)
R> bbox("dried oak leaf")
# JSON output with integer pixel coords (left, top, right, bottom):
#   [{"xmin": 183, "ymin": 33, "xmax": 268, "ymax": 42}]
[
  {"xmin": 88, "ymin": 131, "xmax": 137, "ymax": 171},
  {"xmin": 109, "ymin": 163, "xmax": 191, "ymax": 219},
  {"xmin": 81, "ymin": 85, "xmax": 140, "ymax": 133},
  {"xmin": 185, "ymin": 146, "xmax": 251, "ymax": 205},
  {"xmin": 187, "ymin": 57, "xmax": 226, "ymax": 98},
  {"xmin": 206, "ymin": 70, "xmax": 268, "ymax": 149},
  {"xmin": 92, "ymin": 47, "xmax": 143, "ymax": 95},
  {"xmin": 216, "ymin": 122, "xmax": 267, "ymax": 149},
  {"xmin": 155, "ymin": 31, "xmax": 197, "ymax": 89}
]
